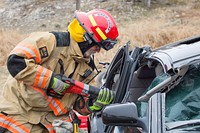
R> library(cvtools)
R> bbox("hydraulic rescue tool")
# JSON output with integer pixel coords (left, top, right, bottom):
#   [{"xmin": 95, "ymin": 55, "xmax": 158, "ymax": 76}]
[{"xmin": 47, "ymin": 76, "xmax": 101, "ymax": 99}]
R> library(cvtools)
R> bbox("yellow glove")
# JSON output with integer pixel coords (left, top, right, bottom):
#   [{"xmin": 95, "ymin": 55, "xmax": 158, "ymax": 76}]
[
  {"xmin": 89, "ymin": 88, "xmax": 114, "ymax": 111},
  {"xmin": 49, "ymin": 74, "xmax": 70, "ymax": 95}
]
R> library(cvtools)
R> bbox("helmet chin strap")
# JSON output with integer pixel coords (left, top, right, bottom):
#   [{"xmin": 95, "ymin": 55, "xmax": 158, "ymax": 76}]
[
  {"xmin": 78, "ymin": 32, "xmax": 102, "ymax": 83},
  {"xmin": 86, "ymin": 55, "xmax": 101, "ymax": 84},
  {"xmin": 77, "ymin": 32, "xmax": 98, "ymax": 55},
  {"xmin": 78, "ymin": 41, "xmax": 95, "ymax": 55}
]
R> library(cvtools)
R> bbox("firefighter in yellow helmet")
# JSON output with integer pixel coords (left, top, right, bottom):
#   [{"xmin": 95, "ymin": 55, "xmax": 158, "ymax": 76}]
[{"xmin": 0, "ymin": 9, "xmax": 119, "ymax": 133}]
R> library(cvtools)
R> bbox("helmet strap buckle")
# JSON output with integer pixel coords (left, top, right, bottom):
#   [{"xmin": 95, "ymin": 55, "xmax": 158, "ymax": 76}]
[{"xmin": 83, "ymin": 33, "xmax": 93, "ymax": 44}]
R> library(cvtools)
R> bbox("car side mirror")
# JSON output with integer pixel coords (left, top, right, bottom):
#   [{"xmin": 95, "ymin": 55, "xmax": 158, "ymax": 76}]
[{"xmin": 102, "ymin": 102, "xmax": 140, "ymax": 126}]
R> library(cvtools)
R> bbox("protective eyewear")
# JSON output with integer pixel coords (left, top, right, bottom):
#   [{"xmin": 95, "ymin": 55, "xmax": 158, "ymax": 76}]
[
  {"xmin": 101, "ymin": 39, "xmax": 117, "ymax": 51},
  {"xmin": 84, "ymin": 32, "xmax": 117, "ymax": 51}
]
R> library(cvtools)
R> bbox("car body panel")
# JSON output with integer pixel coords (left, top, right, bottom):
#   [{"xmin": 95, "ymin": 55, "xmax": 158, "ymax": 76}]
[
  {"xmin": 146, "ymin": 42, "xmax": 200, "ymax": 72},
  {"xmin": 89, "ymin": 35, "xmax": 200, "ymax": 133}
]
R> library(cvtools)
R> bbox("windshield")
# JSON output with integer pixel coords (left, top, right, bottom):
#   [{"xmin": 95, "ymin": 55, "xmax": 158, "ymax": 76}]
[{"xmin": 165, "ymin": 62, "xmax": 200, "ymax": 130}]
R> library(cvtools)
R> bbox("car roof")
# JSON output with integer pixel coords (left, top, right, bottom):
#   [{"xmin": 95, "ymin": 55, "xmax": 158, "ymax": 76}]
[{"xmin": 145, "ymin": 35, "xmax": 200, "ymax": 72}]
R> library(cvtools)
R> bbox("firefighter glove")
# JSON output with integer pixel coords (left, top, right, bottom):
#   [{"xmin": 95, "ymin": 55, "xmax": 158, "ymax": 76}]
[
  {"xmin": 51, "ymin": 74, "xmax": 70, "ymax": 95},
  {"xmin": 89, "ymin": 87, "xmax": 114, "ymax": 111}
]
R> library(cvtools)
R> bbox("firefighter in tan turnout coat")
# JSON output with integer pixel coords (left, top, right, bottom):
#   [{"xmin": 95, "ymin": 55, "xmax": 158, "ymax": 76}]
[{"xmin": 0, "ymin": 9, "xmax": 119, "ymax": 133}]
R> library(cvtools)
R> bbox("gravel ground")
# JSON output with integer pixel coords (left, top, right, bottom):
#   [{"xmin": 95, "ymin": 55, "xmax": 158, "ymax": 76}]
[
  {"xmin": 0, "ymin": 0, "xmax": 148, "ymax": 90},
  {"xmin": 1, "ymin": 0, "xmax": 200, "ymax": 90},
  {"xmin": 0, "ymin": 0, "xmax": 147, "ymax": 33}
]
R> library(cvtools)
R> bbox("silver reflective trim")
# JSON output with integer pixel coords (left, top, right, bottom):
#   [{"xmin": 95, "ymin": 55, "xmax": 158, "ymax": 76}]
[
  {"xmin": 16, "ymin": 45, "xmax": 36, "ymax": 58},
  {"xmin": 38, "ymin": 68, "xmax": 47, "ymax": 87},
  {"xmin": 0, "ymin": 117, "xmax": 27, "ymax": 133},
  {"xmin": 46, "ymin": 94, "xmax": 65, "ymax": 115},
  {"xmin": 51, "ymin": 99, "xmax": 64, "ymax": 115}
]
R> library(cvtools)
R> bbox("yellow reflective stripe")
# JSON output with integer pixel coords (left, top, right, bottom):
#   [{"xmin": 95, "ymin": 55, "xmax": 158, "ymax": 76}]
[
  {"xmin": 96, "ymin": 27, "xmax": 107, "ymax": 40},
  {"xmin": 88, "ymin": 15, "xmax": 97, "ymax": 26},
  {"xmin": 88, "ymin": 14, "xmax": 107, "ymax": 40}
]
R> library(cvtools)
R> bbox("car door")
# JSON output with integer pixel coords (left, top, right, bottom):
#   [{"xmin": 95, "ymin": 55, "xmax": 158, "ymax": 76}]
[{"xmin": 89, "ymin": 41, "xmax": 144, "ymax": 133}]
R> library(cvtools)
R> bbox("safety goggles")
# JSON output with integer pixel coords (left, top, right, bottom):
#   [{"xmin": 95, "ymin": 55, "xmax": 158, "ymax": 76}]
[
  {"xmin": 84, "ymin": 32, "xmax": 117, "ymax": 51},
  {"xmin": 100, "ymin": 39, "xmax": 118, "ymax": 51}
]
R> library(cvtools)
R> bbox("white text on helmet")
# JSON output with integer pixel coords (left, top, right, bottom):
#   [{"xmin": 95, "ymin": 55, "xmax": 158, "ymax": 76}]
[{"xmin": 94, "ymin": 13, "xmax": 111, "ymax": 34}]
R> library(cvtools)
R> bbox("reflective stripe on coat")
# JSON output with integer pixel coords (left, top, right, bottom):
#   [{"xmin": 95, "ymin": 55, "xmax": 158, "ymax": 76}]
[
  {"xmin": 0, "ymin": 114, "xmax": 30, "ymax": 133},
  {"xmin": 0, "ymin": 32, "xmax": 97, "ymax": 131}
]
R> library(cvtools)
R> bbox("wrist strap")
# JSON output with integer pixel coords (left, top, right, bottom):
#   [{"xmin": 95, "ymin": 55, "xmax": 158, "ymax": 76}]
[{"xmin": 86, "ymin": 98, "xmax": 99, "ymax": 113}]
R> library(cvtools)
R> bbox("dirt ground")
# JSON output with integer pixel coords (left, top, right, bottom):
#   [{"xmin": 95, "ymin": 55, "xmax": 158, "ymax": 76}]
[
  {"xmin": 0, "ymin": 0, "xmax": 142, "ymax": 90},
  {"xmin": 0, "ymin": 0, "xmax": 148, "ymax": 33}
]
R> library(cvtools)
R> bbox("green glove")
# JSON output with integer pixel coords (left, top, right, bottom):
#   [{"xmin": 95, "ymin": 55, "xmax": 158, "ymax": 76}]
[
  {"xmin": 51, "ymin": 77, "xmax": 70, "ymax": 95},
  {"xmin": 89, "ymin": 88, "xmax": 114, "ymax": 111}
]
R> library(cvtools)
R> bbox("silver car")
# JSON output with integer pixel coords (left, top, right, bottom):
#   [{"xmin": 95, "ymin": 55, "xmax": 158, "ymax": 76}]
[{"xmin": 89, "ymin": 35, "xmax": 200, "ymax": 133}]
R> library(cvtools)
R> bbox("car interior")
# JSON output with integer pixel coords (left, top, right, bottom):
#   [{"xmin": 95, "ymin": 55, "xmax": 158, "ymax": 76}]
[{"xmin": 127, "ymin": 60, "xmax": 164, "ymax": 103}]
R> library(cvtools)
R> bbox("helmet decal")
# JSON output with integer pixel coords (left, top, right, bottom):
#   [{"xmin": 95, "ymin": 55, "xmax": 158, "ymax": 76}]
[
  {"xmin": 88, "ymin": 14, "xmax": 108, "ymax": 40},
  {"xmin": 93, "ymin": 13, "xmax": 111, "ymax": 34},
  {"xmin": 74, "ymin": 9, "xmax": 119, "ymax": 50}
]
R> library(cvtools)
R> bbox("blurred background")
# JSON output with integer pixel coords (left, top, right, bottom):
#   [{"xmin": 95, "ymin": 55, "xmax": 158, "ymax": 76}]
[{"xmin": 0, "ymin": 0, "xmax": 200, "ymax": 68}]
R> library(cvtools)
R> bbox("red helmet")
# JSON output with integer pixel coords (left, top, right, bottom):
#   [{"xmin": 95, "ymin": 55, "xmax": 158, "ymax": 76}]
[{"xmin": 75, "ymin": 9, "xmax": 119, "ymax": 50}]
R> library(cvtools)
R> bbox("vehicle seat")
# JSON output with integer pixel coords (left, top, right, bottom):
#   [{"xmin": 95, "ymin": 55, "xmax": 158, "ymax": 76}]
[{"xmin": 127, "ymin": 65, "xmax": 156, "ymax": 102}]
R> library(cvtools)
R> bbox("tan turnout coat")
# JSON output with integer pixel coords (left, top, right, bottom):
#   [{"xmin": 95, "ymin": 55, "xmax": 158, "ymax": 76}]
[{"xmin": 0, "ymin": 32, "xmax": 96, "ymax": 133}]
